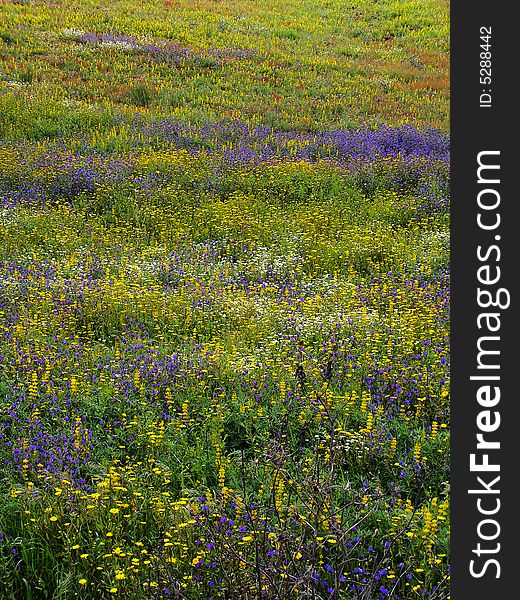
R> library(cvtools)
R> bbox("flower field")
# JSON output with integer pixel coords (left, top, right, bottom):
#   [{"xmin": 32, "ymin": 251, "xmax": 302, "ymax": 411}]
[{"xmin": 0, "ymin": 0, "xmax": 450, "ymax": 598}]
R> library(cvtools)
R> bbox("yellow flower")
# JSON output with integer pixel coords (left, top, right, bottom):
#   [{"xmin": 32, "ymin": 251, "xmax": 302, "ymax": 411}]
[
  {"xmin": 109, "ymin": 588, "xmax": 118, "ymax": 594},
  {"xmin": 72, "ymin": 544, "xmax": 80, "ymax": 550},
  {"xmin": 79, "ymin": 579, "xmax": 87, "ymax": 585},
  {"xmin": 50, "ymin": 516, "xmax": 58, "ymax": 522}
]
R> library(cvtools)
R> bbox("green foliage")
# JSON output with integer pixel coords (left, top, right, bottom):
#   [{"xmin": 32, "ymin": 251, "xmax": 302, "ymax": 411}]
[{"xmin": 126, "ymin": 84, "xmax": 154, "ymax": 108}]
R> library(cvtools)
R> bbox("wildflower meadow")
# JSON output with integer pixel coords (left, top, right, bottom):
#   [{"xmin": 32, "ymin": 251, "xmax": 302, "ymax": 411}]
[{"xmin": 0, "ymin": 0, "xmax": 450, "ymax": 598}]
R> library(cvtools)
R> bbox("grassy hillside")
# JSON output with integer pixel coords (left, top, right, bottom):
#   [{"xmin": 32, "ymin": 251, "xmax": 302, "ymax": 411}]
[
  {"xmin": 1, "ymin": 0, "xmax": 449, "ymax": 134},
  {"xmin": 0, "ymin": 1, "xmax": 450, "ymax": 598}
]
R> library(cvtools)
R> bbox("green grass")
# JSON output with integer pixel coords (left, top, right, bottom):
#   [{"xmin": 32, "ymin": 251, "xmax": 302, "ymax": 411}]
[{"xmin": 0, "ymin": 0, "xmax": 450, "ymax": 598}]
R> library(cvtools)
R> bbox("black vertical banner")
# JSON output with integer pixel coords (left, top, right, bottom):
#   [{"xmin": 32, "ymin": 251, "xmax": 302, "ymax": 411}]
[{"xmin": 451, "ymin": 2, "xmax": 516, "ymax": 599}]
